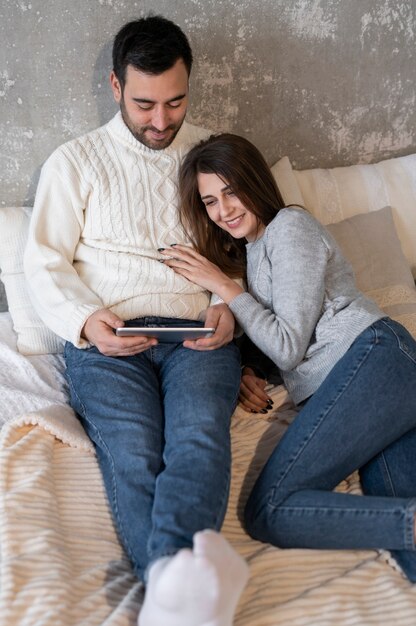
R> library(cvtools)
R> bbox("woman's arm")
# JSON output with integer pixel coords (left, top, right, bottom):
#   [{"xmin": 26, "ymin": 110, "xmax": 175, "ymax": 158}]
[
  {"xmin": 162, "ymin": 210, "xmax": 330, "ymax": 373},
  {"xmin": 228, "ymin": 210, "xmax": 329, "ymax": 371},
  {"xmin": 160, "ymin": 244, "xmax": 244, "ymax": 302}
]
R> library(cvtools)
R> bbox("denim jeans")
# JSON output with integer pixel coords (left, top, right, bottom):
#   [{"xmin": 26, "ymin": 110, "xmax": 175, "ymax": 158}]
[
  {"xmin": 64, "ymin": 317, "xmax": 241, "ymax": 581},
  {"xmin": 244, "ymin": 318, "xmax": 416, "ymax": 582}
]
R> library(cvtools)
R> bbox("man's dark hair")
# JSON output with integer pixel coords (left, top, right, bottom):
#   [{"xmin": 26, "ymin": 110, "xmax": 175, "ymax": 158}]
[{"xmin": 112, "ymin": 15, "xmax": 193, "ymax": 89}]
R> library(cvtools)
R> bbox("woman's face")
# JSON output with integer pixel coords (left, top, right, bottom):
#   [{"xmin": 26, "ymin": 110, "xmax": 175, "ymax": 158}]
[{"xmin": 197, "ymin": 172, "xmax": 264, "ymax": 242}]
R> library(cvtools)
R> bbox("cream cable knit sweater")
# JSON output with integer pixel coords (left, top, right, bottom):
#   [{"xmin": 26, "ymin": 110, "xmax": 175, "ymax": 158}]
[{"xmin": 24, "ymin": 112, "xmax": 211, "ymax": 348}]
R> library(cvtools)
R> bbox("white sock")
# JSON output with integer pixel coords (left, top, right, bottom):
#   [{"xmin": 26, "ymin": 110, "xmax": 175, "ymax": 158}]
[{"xmin": 138, "ymin": 530, "xmax": 249, "ymax": 626}]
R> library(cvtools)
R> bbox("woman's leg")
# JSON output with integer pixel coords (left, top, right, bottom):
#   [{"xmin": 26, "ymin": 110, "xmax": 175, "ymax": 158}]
[
  {"xmin": 360, "ymin": 427, "xmax": 416, "ymax": 581},
  {"xmin": 244, "ymin": 319, "xmax": 416, "ymax": 563}
]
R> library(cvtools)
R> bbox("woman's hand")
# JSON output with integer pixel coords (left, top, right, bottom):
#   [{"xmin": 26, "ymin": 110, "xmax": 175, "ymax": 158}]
[
  {"xmin": 160, "ymin": 245, "xmax": 243, "ymax": 303},
  {"xmin": 239, "ymin": 367, "xmax": 274, "ymax": 413}
]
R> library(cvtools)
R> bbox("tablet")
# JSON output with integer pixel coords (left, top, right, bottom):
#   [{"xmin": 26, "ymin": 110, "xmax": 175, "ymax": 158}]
[{"xmin": 115, "ymin": 327, "xmax": 215, "ymax": 342}]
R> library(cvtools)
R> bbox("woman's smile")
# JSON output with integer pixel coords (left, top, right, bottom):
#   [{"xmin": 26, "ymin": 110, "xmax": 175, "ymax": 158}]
[{"xmin": 197, "ymin": 172, "xmax": 263, "ymax": 241}]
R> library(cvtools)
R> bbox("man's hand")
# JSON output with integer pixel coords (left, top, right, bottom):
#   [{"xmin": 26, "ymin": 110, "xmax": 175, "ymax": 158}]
[
  {"xmin": 239, "ymin": 367, "xmax": 273, "ymax": 413},
  {"xmin": 183, "ymin": 303, "xmax": 235, "ymax": 351},
  {"xmin": 82, "ymin": 308, "xmax": 157, "ymax": 356}
]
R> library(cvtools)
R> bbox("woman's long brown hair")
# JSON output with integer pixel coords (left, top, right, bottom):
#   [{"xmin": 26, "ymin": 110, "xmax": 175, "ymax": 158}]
[{"xmin": 178, "ymin": 133, "xmax": 286, "ymax": 278}]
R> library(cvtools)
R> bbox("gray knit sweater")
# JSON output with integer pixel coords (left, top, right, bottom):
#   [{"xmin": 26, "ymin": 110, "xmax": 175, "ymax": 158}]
[{"xmin": 228, "ymin": 207, "xmax": 384, "ymax": 404}]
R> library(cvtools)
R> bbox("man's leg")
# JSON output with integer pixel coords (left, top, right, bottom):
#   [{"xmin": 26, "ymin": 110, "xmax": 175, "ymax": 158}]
[
  {"xmin": 64, "ymin": 342, "xmax": 164, "ymax": 580},
  {"xmin": 139, "ymin": 339, "xmax": 249, "ymax": 626},
  {"xmin": 148, "ymin": 339, "xmax": 241, "ymax": 562}
]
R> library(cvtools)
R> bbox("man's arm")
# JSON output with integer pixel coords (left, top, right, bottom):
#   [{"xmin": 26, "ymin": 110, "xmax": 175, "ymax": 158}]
[{"xmin": 24, "ymin": 149, "xmax": 113, "ymax": 347}]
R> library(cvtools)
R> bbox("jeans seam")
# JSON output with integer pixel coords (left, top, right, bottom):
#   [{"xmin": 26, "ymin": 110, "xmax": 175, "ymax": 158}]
[
  {"xmin": 210, "ymin": 348, "xmax": 240, "ymax": 529},
  {"xmin": 214, "ymin": 464, "xmax": 231, "ymax": 529},
  {"xmin": 65, "ymin": 369, "xmax": 139, "ymax": 569},
  {"xmin": 380, "ymin": 318, "xmax": 416, "ymax": 365},
  {"xmin": 269, "ymin": 325, "xmax": 378, "ymax": 506},
  {"xmin": 275, "ymin": 506, "xmax": 406, "ymax": 516},
  {"xmin": 404, "ymin": 500, "xmax": 416, "ymax": 550},
  {"xmin": 378, "ymin": 451, "xmax": 397, "ymax": 497}
]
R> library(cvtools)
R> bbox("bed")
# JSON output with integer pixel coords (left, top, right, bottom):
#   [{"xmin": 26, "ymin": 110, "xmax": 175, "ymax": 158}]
[{"xmin": 1, "ymin": 150, "xmax": 416, "ymax": 625}]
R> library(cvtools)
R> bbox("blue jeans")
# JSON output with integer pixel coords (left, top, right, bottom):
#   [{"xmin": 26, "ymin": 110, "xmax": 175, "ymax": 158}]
[
  {"xmin": 244, "ymin": 318, "xmax": 416, "ymax": 582},
  {"xmin": 64, "ymin": 317, "xmax": 241, "ymax": 581}
]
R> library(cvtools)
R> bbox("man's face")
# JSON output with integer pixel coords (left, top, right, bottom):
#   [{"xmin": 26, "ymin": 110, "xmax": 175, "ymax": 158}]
[{"xmin": 110, "ymin": 59, "xmax": 189, "ymax": 150}]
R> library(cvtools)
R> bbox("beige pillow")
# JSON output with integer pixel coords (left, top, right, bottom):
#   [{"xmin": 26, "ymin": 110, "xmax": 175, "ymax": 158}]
[
  {"xmin": 325, "ymin": 207, "xmax": 416, "ymax": 338},
  {"xmin": 0, "ymin": 207, "xmax": 64, "ymax": 355},
  {"xmin": 367, "ymin": 284, "xmax": 416, "ymax": 338},
  {"xmin": 290, "ymin": 153, "xmax": 416, "ymax": 278},
  {"xmin": 325, "ymin": 206, "xmax": 415, "ymax": 293}
]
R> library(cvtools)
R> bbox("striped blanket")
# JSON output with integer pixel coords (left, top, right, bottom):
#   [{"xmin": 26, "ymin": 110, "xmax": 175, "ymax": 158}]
[{"xmin": 1, "ymin": 312, "xmax": 416, "ymax": 625}]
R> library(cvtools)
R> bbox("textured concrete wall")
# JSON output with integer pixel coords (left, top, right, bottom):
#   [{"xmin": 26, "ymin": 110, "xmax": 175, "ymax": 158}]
[{"xmin": 1, "ymin": 0, "xmax": 416, "ymax": 208}]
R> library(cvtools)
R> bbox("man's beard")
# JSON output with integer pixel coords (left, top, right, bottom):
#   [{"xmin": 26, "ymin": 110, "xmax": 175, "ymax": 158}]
[{"xmin": 120, "ymin": 98, "xmax": 185, "ymax": 150}]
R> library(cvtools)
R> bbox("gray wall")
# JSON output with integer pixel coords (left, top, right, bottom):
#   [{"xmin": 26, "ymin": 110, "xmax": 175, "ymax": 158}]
[{"xmin": 1, "ymin": 0, "xmax": 416, "ymax": 210}]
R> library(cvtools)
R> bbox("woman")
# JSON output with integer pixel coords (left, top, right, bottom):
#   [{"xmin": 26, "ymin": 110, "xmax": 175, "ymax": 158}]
[{"xmin": 159, "ymin": 133, "xmax": 416, "ymax": 582}]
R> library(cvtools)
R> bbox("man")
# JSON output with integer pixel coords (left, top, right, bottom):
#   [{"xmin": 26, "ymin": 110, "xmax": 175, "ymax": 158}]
[{"xmin": 24, "ymin": 15, "xmax": 248, "ymax": 626}]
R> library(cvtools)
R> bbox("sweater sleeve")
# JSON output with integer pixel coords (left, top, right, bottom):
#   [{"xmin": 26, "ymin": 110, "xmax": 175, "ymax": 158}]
[
  {"xmin": 24, "ymin": 149, "xmax": 103, "ymax": 347},
  {"xmin": 228, "ymin": 210, "xmax": 329, "ymax": 371}
]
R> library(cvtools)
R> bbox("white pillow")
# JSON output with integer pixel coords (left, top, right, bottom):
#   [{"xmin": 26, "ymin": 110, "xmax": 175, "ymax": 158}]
[
  {"xmin": 270, "ymin": 156, "xmax": 304, "ymax": 207},
  {"xmin": 0, "ymin": 207, "xmax": 64, "ymax": 355},
  {"xmin": 286, "ymin": 153, "xmax": 416, "ymax": 278}
]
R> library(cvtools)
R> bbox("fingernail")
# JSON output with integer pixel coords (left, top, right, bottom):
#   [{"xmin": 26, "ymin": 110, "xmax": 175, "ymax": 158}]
[
  {"xmin": 251, "ymin": 409, "xmax": 258, "ymax": 414},
  {"xmin": 260, "ymin": 409, "xmax": 268, "ymax": 414},
  {"xmin": 267, "ymin": 400, "xmax": 274, "ymax": 407},
  {"xmin": 157, "ymin": 247, "xmax": 165, "ymax": 252},
  {"xmin": 170, "ymin": 243, "xmax": 177, "ymax": 247},
  {"xmin": 158, "ymin": 259, "xmax": 165, "ymax": 263}
]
